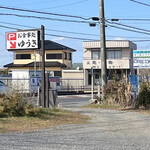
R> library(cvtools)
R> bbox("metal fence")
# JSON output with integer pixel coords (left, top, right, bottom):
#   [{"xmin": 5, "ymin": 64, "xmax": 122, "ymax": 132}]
[{"xmin": 0, "ymin": 77, "xmax": 92, "ymax": 94}]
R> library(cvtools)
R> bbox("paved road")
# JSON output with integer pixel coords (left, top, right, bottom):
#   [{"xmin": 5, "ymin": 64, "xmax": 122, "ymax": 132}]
[
  {"xmin": 0, "ymin": 94, "xmax": 150, "ymax": 150},
  {"xmin": 57, "ymin": 94, "xmax": 90, "ymax": 108}
]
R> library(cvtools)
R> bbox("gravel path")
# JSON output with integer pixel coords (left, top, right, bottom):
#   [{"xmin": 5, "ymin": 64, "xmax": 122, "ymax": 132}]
[{"xmin": 0, "ymin": 103, "xmax": 150, "ymax": 149}]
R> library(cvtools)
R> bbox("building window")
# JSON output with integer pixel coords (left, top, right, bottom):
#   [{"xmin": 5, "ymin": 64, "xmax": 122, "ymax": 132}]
[
  {"xmin": 16, "ymin": 54, "xmax": 31, "ymax": 59},
  {"xmin": 68, "ymin": 53, "xmax": 72, "ymax": 60},
  {"xmin": 54, "ymin": 71, "xmax": 62, "ymax": 77},
  {"xmin": 91, "ymin": 49, "xmax": 100, "ymax": 59},
  {"xmin": 46, "ymin": 54, "xmax": 62, "ymax": 59},
  {"xmin": 107, "ymin": 49, "xmax": 122, "ymax": 59},
  {"xmin": 64, "ymin": 52, "xmax": 67, "ymax": 59}
]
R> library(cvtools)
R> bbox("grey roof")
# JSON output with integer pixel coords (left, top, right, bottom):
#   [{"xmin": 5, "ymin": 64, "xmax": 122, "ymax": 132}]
[
  {"xmin": 43, "ymin": 40, "xmax": 76, "ymax": 51},
  {"xmin": 8, "ymin": 40, "xmax": 76, "ymax": 52},
  {"xmin": 4, "ymin": 61, "xmax": 66, "ymax": 68}
]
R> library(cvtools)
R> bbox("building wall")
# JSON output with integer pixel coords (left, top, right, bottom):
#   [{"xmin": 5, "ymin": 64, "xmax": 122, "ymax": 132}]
[
  {"xmin": 83, "ymin": 40, "xmax": 137, "ymax": 86},
  {"xmin": 12, "ymin": 69, "xmax": 30, "ymax": 92},
  {"xmin": 62, "ymin": 69, "xmax": 83, "ymax": 79},
  {"xmin": 61, "ymin": 69, "xmax": 84, "ymax": 91},
  {"xmin": 83, "ymin": 40, "xmax": 132, "ymax": 49},
  {"xmin": 13, "ymin": 49, "xmax": 73, "ymax": 68},
  {"xmin": 83, "ymin": 41, "xmax": 137, "ymax": 70},
  {"xmin": 14, "ymin": 51, "xmax": 35, "ymax": 64}
]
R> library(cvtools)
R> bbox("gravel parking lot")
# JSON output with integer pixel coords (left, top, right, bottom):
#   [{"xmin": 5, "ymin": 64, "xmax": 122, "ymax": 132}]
[{"xmin": 0, "ymin": 95, "xmax": 150, "ymax": 150}]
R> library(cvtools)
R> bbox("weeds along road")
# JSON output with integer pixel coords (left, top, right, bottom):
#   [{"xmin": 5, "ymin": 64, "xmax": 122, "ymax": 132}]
[{"xmin": 0, "ymin": 94, "xmax": 150, "ymax": 150}]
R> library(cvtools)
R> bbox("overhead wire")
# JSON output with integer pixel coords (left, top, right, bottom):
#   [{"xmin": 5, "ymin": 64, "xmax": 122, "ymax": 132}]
[
  {"xmin": 106, "ymin": 20, "xmax": 150, "ymax": 33},
  {"xmin": 0, "ymin": 24, "xmax": 99, "ymax": 41},
  {"xmin": 106, "ymin": 20, "xmax": 150, "ymax": 36},
  {"xmin": 1, "ymin": 20, "xmax": 150, "ymax": 42},
  {"xmin": 0, "ymin": 7, "xmax": 150, "ymax": 42},
  {"xmin": 45, "ymin": 33, "xmax": 98, "ymax": 41},
  {"xmin": 0, "ymin": 6, "xmax": 91, "ymax": 20},
  {"xmin": 107, "ymin": 24, "xmax": 150, "ymax": 35},
  {"xmin": 2, "ymin": 20, "xmax": 150, "ymax": 39},
  {"xmin": 0, "ymin": 13, "xmax": 92, "ymax": 24},
  {"xmin": 41, "ymin": 0, "xmax": 89, "ymax": 10},
  {"xmin": 1, "ymin": 20, "xmax": 150, "ymax": 39},
  {"xmin": 0, "ymin": 21, "xmax": 100, "ymax": 37},
  {"xmin": 130, "ymin": 0, "xmax": 150, "ymax": 7},
  {"xmin": 111, "ymin": 18, "xmax": 150, "ymax": 21}
]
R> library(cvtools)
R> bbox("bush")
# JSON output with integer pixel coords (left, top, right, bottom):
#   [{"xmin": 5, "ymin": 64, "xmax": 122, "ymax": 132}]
[
  {"xmin": 135, "ymin": 83, "xmax": 150, "ymax": 109},
  {"xmin": 101, "ymin": 81, "xmax": 133, "ymax": 107},
  {"xmin": 0, "ymin": 92, "xmax": 39, "ymax": 117}
]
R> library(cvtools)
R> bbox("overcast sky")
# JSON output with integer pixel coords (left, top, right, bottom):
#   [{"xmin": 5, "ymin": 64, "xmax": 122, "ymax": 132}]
[{"xmin": 1, "ymin": 0, "xmax": 150, "ymax": 67}]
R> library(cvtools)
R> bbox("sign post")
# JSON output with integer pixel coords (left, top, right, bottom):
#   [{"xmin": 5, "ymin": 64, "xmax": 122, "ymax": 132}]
[{"xmin": 41, "ymin": 25, "xmax": 46, "ymax": 108}]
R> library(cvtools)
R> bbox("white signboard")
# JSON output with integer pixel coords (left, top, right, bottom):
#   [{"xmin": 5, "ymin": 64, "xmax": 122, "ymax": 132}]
[
  {"xmin": 133, "ymin": 50, "xmax": 150, "ymax": 68},
  {"xmin": 7, "ymin": 30, "xmax": 39, "ymax": 50},
  {"xmin": 134, "ymin": 59, "xmax": 150, "ymax": 68}
]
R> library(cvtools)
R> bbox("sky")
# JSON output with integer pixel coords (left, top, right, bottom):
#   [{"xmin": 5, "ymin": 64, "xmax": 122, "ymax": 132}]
[{"xmin": 1, "ymin": 0, "xmax": 150, "ymax": 68}]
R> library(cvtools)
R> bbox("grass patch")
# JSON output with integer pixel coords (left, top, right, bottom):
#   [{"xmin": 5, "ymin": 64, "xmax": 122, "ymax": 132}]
[
  {"xmin": 121, "ymin": 107, "xmax": 150, "ymax": 115},
  {"xmin": 83, "ymin": 104, "xmax": 150, "ymax": 115},
  {"xmin": 0, "ymin": 108, "xmax": 89, "ymax": 133}
]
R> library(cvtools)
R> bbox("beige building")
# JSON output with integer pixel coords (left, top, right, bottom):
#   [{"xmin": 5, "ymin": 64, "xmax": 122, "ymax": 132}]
[
  {"xmin": 4, "ymin": 40, "xmax": 76, "ymax": 77},
  {"xmin": 83, "ymin": 40, "xmax": 137, "ymax": 86}
]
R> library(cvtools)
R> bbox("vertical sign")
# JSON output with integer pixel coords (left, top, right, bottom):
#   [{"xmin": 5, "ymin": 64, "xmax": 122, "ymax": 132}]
[{"xmin": 7, "ymin": 30, "xmax": 39, "ymax": 50}]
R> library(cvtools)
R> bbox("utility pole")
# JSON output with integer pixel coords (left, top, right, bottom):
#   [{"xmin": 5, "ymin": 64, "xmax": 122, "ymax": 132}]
[
  {"xmin": 41, "ymin": 25, "xmax": 46, "ymax": 108},
  {"xmin": 91, "ymin": 67, "xmax": 94, "ymax": 100},
  {"xmin": 100, "ymin": 0, "xmax": 107, "ymax": 97}
]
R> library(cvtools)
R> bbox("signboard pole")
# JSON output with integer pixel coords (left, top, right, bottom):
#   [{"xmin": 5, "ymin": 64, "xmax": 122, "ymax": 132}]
[
  {"xmin": 91, "ymin": 67, "xmax": 94, "ymax": 100},
  {"xmin": 46, "ymin": 73, "xmax": 50, "ymax": 108},
  {"xmin": 41, "ymin": 25, "xmax": 46, "ymax": 108},
  {"xmin": 34, "ymin": 50, "xmax": 36, "ymax": 77}
]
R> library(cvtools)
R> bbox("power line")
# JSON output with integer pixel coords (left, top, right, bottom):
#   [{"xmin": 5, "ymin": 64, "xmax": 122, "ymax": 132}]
[
  {"xmin": 0, "ymin": 25, "xmax": 18, "ymax": 30},
  {"xmin": 0, "ymin": 24, "xmax": 98, "ymax": 41},
  {"xmin": 0, "ymin": 6, "xmax": 91, "ymax": 20},
  {"xmin": 1, "ymin": 20, "xmax": 150, "ymax": 41},
  {"xmin": 41, "ymin": 0, "xmax": 89, "ymax": 10},
  {"xmin": 114, "ymin": 19, "xmax": 150, "ymax": 21},
  {"xmin": 0, "ymin": 13, "xmax": 91, "ymax": 24},
  {"xmin": 107, "ymin": 35, "xmax": 150, "ymax": 39},
  {"xmin": 107, "ymin": 20, "xmax": 150, "ymax": 33},
  {"xmin": 1, "ymin": 21, "xmax": 150, "ymax": 40},
  {"xmin": 132, "ymin": 40, "xmax": 150, "ymax": 42},
  {"xmin": 130, "ymin": 0, "xmax": 150, "ymax": 7},
  {"xmin": 0, "ymin": 21, "xmax": 99, "ymax": 37},
  {"xmin": 107, "ymin": 24, "xmax": 150, "ymax": 35},
  {"xmin": 45, "ymin": 33, "xmax": 98, "ymax": 41},
  {"xmin": 11, "ymin": 0, "xmax": 61, "ymax": 7}
]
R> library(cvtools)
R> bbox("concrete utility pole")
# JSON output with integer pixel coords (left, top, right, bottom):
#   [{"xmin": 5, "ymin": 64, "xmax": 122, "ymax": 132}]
[
  {"xmin": 100, "ymin": 0, "xmax": 107, "ymax": 96},
  {"xmin": 41, "ymin": 25, "xmax": 46, "ymax": 108}
]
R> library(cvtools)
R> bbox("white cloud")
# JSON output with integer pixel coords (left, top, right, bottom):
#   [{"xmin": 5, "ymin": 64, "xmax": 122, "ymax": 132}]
[
  {"xmin": 52, "ymin": 37, "xmax": 66, "ymax": 42},
  {"xmin": 114, "ymin": 37, "xmax": 127, "ymax": 41}
]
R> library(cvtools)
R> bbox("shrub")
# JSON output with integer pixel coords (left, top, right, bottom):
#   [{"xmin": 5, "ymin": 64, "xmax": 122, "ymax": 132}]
[
  {"xmin": 101, "ymin": 81, "xmax": 133, "ymax": 107},
  {"xmin": 0, "ymin": 92, "xmax": 39, "ymax": 117},
  {"xmin": 135, "ymin": 83, "xmax": 150, "ymax": 109}
]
